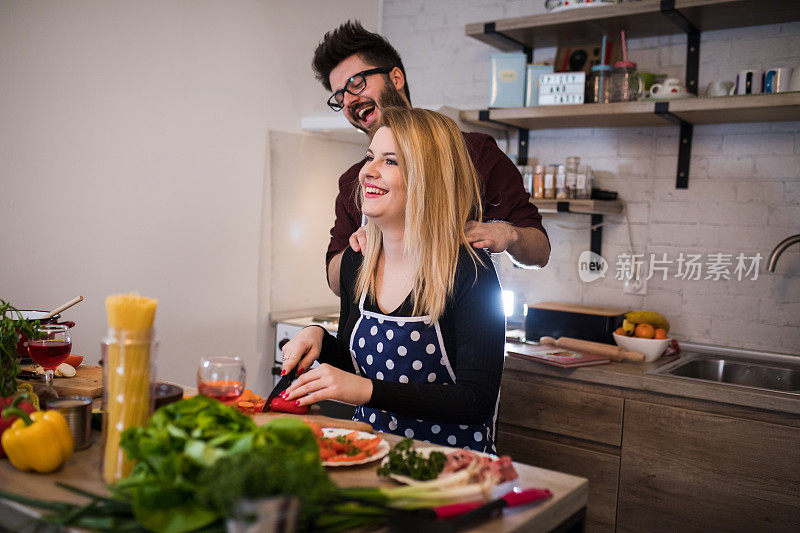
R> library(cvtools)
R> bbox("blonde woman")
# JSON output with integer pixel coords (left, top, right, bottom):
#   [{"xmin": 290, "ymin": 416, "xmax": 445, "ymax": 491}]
[{"xmin": 281, "ymin": 108, "xmax": 505, "ymax": 452}]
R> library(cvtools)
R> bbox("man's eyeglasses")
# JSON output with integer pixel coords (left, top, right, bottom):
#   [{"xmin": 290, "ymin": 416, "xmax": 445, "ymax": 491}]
[{"xmin": 327, "ymin": 67, "xmax": 393, "ymax": 111}]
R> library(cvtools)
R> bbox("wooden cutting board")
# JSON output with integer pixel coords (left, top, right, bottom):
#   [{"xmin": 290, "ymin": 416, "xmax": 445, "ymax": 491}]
[
  {"xmin": 253, "ymin": 407, "xmax": 373, "ymax": 432},
  {"xmin": 22, "ymin": 364, "xmax": 104, "ymax": 398}
]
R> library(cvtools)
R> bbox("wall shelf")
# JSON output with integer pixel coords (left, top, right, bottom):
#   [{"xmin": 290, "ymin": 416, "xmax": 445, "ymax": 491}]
[
  {"xmin": 464, "ymin": 0, "xmax": 800, "ymax": 189},
  {"xmin": 465, "ymin": 0, "xmax": 800, "ymax": 50},
  {"xmin": 462, "ymin": 93, "xmax": 800, "ymax": 130},
  {"xmin": 534, "ymin": 198, "xmax": 623, "ymax": 215},
  {"xmin": 531, "ymin": 198, "xmax": 623, "ymax": 257}
]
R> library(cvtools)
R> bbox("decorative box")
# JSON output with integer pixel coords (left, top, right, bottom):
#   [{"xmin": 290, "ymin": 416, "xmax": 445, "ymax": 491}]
[
  {"xmin": 489, "ymin": 52, "xmax": 527, "ymax": 108},
  {"xmin": 538, "ymin": 72, "xmax": 587, "ymax": 105},
  {"xmin": 525, "ymin": 64, "xmax": 555, "ymax": 107}
]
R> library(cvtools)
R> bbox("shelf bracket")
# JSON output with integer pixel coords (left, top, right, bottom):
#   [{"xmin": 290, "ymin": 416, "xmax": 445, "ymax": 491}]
[
  {"xmin": 555, "ymin": 202, "xmax": 604, "ymax": 256},
  {"xmin": 660, "ymin": 0, "xmax": 700, "ymax": 95},
  {"xmin": 483, "ymin": 22, "xmax": 533, "ymax": 62},
  {"xmin": 655, "ymin": 102, "xmax": 693, "ymax": 189},
  {"xmin": 591, "ymin": 214, "xmax": 603, "ymax": 258},
  {"xmin": 478, "ymin": 110, "xmax": 530, "ymax": 165}
]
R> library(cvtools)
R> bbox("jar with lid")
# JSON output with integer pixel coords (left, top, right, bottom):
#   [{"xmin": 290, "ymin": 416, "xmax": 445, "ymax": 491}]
[
  {"xmin": 565, "ymin": 156, "xmax": 580, "ymax": 199},
  {"xmin": 555, "ymin": 164, "xmax": 568, "ymax": 199},
  {"xmin": 611, "ymin": 60, "xmax": 644, "ymax": 102},
  {"xmin": 532, "ymin": 164, "xmax": 545, "ymax": 199},
  {"xmin": 586, "ymin": 64, "xmax": 613, "ymax": 103},
  {"xmin": 543, "ymin": 165, "xmax": 556, "ymax": 199},
  {"xmin": 520, "ymin": 165, "xmax": 534, "ymax": 196},
  {"xmin": 575, "ymin": 165, "xmax": 590, "ymax": 199}
]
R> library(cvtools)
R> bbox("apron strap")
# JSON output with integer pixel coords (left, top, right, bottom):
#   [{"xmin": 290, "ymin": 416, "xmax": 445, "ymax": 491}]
[{"xmin": 358, "ymin": 289, "xmax": 367, "ymax": 312}]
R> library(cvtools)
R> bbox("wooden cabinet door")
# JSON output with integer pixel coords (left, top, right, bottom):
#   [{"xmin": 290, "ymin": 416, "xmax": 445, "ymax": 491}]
[
  {"xmin": 498, "ymin": 426, "xmax": 619, "ymax": 533},
  {"xmin": 500, "ymin": 377, "xmax": 624, "ymax": 446},
  {"xmin": 617, "ymin": 400, "xmax": 800, "ymax": 533}
]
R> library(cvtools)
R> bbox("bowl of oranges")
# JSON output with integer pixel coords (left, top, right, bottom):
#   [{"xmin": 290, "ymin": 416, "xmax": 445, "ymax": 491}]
[{"xmin": 613, "ymin": 311, "xmax": 671, "ymax": 363}]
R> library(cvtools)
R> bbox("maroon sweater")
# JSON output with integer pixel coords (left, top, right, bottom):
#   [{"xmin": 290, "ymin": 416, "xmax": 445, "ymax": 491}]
[{"xmin": 325, "ymin": 132, "xmax": 548, "ymax": 266}]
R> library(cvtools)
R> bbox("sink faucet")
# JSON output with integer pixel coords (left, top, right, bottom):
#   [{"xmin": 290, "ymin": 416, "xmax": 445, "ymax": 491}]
[{"xmin": 767, "ymin": 234, "xmax": 800, "ymax": 272}]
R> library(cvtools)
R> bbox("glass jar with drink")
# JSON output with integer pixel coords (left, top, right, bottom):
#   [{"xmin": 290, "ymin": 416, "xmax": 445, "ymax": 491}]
[{"xmin": 197, "ymin": 356, "xmax": 246, "ymax": 401}]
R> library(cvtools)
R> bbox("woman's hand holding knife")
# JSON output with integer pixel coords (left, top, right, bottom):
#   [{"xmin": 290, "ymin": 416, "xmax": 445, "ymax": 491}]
[{"xmin": 280, "ymin": 326, "xmax": 373, "ymax": 407}]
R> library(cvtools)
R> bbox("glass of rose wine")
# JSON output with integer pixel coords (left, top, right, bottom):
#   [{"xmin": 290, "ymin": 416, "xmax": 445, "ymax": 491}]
[
  {"xmin": 197, "ymin": 356, "xmax": 245, "ymax": 401},
  {"xmin": 28, "ymin": 324, "xmax": 72, "ymax": 399}
]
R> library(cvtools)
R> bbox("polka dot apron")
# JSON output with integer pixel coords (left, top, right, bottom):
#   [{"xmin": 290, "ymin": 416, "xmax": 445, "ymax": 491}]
[{"xmin": 349, "ymin": 292, "xmax": 497, "ymax": 452}]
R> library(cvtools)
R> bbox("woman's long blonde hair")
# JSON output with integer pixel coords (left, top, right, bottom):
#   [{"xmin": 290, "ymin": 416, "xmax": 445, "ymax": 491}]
[{"xmin": 355, "ymin": 107, "xmax": 483, "ymax": 322}]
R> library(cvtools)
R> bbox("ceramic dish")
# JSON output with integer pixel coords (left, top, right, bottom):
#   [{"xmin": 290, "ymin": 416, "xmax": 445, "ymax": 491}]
[
  {"xmin": 613, "ymin": 332, "xmax": 671, "ymax": 362},
  {"xmin": 380, "ymin": 445, "xmax": 497, "ymax": 485},
  {"xmin": 321, "ymin": 428, "xmax": 390, "ymax": 467}
]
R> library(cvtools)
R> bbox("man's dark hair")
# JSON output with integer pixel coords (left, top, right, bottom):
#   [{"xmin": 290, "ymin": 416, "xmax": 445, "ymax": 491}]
[{"xmin": 312, "ymin": 20, "xmax": 411, "ymax": 103}]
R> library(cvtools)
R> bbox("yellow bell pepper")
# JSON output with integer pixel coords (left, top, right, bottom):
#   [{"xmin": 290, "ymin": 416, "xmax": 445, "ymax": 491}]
[{"xmin": 1, "ymin": 406, "xmax": 73, "ymax": 473}]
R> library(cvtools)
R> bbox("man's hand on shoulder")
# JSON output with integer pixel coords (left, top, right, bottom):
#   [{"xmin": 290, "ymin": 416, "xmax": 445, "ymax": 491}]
[
  {"xmin": 327, "ymin": 227, "xmax": 368, "ymax": 296},
  {"xmin": 465, "ymin": 220, "xmax": 518, "ymax": 254},
  {"xmin": 348, "ymin": 226, "xmax": 367, "ymax": 253},
  {"xmin": 466, "ymin": 221, "xmax": 550, "ymax": 268}
]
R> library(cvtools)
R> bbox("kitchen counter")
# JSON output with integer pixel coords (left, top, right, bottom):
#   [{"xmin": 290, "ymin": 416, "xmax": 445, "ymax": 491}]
[
  {"xmin": 0, "ymin": 418, "xmax": 588, "ymax": 533},
  {"xmin": 504, "ymin": 342, "xmax": 800, "ymax": 416}
]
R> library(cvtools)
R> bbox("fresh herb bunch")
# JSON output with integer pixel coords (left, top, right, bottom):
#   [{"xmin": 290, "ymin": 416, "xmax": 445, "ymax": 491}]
[
  {"xmin": 113, "ymin": 396, "xmax": 389, "ymax": 533},
  {"xmin": 377, "ymin": 438, "xmax": 447, "ymax": 481},
  {"xmin": 0, "ymin": 299, "xmax": 40, "ymax": 397}
]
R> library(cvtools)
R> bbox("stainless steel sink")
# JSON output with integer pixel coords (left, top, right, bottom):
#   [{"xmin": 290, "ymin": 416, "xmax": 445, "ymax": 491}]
[{"xmin": 648, "ymin": 353, "xmax": 800, "ymax": 394}]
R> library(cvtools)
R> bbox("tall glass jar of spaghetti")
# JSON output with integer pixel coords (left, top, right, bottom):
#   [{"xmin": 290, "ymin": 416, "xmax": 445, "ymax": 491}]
[{"xmin": 101, "ymin": 293, "xmax": 158, "ymax": 484}]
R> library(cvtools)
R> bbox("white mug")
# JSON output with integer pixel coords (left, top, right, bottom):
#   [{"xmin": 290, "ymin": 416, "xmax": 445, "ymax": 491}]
[
  {"xmin": 735, "ymin": 69, "xmax": 762, "ymax": 95},
  {"xmin": 707, "ymin": 80, "xmax": 734, "ymax": 97},
  {"xmin": 791, "ymin": 69, "xmax": 800, "ymax": 92},
  {"xmin": 764, "ymin": 67, "xmax": 792, "ymax": 93},
  {"xmin": 650, "ymin": 78, "xmax": 685, "ymax": 97}
]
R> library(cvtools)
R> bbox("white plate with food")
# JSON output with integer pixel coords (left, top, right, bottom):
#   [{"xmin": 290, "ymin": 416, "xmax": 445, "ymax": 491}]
[
  {"xmin": 319, "ymin": 427, "xmax": 390, "ymax": 467},
  {"xmin": 379, "ymin": 443, "xmax": 518, "ymax": 487}
]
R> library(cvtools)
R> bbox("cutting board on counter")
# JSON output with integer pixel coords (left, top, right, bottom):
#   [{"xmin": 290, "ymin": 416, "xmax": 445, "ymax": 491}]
[
  {"xmin": 22, "ymin": 364, "xmax": 104, "ymax": 398},
  {"xmin": 253, "ymin": 406, "xmax": 372, "ymax": 432}
]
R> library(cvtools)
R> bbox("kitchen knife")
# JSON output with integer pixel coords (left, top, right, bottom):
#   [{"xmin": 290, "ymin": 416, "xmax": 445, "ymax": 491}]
[
  {"xmin": 261, "ymin": 366, "xmax": 298, "ymax": 412},
  {"xmin": 444, "ymin": 488, "xmax": 553, "ymax": 527},
  {"xmin": 387, "ymin": 488, "xmax": 553, "ymax": 532}
]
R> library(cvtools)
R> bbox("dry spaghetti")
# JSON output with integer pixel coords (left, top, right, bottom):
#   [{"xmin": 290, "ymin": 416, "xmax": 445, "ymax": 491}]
[{"xmin": 102, "ymin": 293, "xmax": 157, "ymax": 484}]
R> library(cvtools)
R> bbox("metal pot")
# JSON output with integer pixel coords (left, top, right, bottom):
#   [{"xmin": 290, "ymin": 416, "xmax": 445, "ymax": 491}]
[{"xmin": 13, "ymin": 310, "xmax": 76, "ymax": 358}]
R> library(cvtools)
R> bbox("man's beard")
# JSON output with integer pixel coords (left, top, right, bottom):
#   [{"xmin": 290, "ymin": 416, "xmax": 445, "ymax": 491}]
[{"xmin": 347, "ymin": 80, "xmax": 410, "ymax": 137}]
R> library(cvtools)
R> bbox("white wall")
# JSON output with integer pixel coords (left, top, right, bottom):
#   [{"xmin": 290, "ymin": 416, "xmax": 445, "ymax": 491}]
[
  {"xmin": 0, "ymin": 1, "xmax": 379, "ymax": 392},
  {"xmin": 382, "ymin": 1, "xmax": 800, "ymax": 354},
  {"xmin": 268, "ymin": 131, "xmax": 366, "ymax": 313}
]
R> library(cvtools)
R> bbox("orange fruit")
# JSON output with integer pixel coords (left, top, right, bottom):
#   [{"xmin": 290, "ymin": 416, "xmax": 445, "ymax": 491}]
[
  {"xmin": 654, "ymin": 328, "xmax": 668, "ymax": 339},
  {"xmin": 614, "ymin": 327, "xmax": 627, "ymax": 336},
  {"xmin": 634, "ymin": 323, "xmax": 656, "ymax": 339}
]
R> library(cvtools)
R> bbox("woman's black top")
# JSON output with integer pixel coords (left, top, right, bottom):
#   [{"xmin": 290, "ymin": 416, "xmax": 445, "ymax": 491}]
[{"xmin": 317, "ymin": 246, "xmax": 505, "ymax": 426}]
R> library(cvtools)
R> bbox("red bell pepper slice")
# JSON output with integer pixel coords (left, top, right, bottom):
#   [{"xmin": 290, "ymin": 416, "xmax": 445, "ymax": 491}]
[{"xmin": 269, "ymin": 396, "xmax": 309, "ymax": 414}]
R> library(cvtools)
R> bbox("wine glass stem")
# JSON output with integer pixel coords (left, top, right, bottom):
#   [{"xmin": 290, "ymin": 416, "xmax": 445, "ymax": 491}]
[{"xmin": 45, "ymin": 370, "xmax": 59, "ymax": 398}]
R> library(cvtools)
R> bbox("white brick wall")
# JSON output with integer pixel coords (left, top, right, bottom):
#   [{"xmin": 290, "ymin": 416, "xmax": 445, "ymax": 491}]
[{"xmin": 383, "ymin": 0, "xmax": 800, "ymax": 354}]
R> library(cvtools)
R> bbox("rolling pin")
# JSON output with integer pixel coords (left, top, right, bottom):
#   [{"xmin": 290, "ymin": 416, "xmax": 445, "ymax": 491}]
[{"xmin": 540, "ymin": 336, "xmax": 645, "ymax": 363}]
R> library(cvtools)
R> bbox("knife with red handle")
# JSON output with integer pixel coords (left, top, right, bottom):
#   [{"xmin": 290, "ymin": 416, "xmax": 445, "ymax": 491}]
[
  {"xmin": 383, "ymin": 488, "xmax": 553, "ymax": 532},
  {"xmin": 437, "ymin": 488, "xmax": 552, "ymax": 522}
]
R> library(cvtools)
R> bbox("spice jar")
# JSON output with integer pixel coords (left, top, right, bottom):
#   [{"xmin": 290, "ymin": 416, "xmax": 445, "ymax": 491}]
[
  {"xmin": 520, "ymin": 165, "xmax": 534, "ymax": 196},
  {"xmin": 555, "ymin": 164, "xmax": 567, "ymax": 199},
  {"xmin": 565, "ymin": 156, "xmax": 580, "ymax": 199},
  {"xmin": 532, "ymin": 164, "xmax": 545, "ymax": 199},
  {"xmin": 543, "ymin": 165, "xmax": 556, "ymax": 199},
  {"xmin": 576, "ymin": 165, "xmax": 590, "ymax": 199}
]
